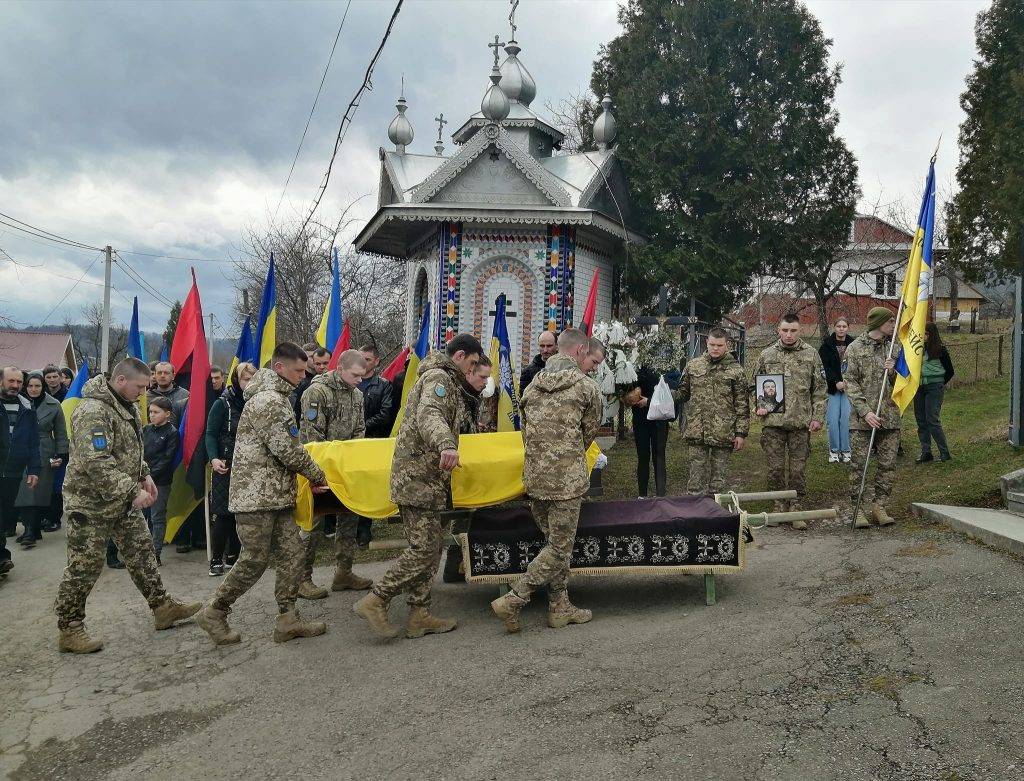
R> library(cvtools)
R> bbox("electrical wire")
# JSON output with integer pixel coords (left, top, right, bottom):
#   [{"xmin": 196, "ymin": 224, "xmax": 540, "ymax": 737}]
[
  {"xmin": 274, "ymin": 0, "xmax": 353, "ymax": 223},
  {"xmin": 37, "ymin": 253, "xmax": 104, "ymax": 325},
  {"xmin": 114, "ymin": 249, "xmax": 235, "ymax": 264},
  {"xmin": 114, "ymin": 251, "xmax": 175, "ymax": 308},
  {"xmin": 296, "ymin": 0, "xmax": 404, "ymax": 240},
  {"xmin": 0, "ymin": 211, "xmax": 102, "ymax": 251}
]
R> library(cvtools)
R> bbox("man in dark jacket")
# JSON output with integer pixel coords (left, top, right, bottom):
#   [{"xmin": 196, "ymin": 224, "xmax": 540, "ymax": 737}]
[
  {"xmin": 519, "ymin": 330, "xmax": 557, "ymax": 397},
  {"xmin": 292, "ymin": 345, "xmax": 330, "ymax": 422},
  {"xmin": 43, "ymin": 365, "xmax": 68, "ymax": 402},
  {"xmin": 355, "ymin": 345, "xmax": 395, "ymax": 547},
  {"xmin": 1, "ymin": 366, "xmax": 41, "ymax": 574},
  {"xmin": 150, "ymin": 362, "xmax": 189, "ymax": 425}
]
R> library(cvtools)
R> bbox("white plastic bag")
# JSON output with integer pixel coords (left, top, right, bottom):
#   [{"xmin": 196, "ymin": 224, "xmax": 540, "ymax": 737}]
[{"xmin": 646, "ymin": 375, "xmax": 676, "ymax": 421}]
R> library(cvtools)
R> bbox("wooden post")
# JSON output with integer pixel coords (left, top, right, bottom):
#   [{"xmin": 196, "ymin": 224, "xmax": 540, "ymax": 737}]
[
  {"xmin": 999, "ymin": 335, "xmax": 1004, "ymax": 375},
  {"xmin": 704, "ymin": 573, "xmax": 716, "ymax": 606},
  {"xmin": 976, "ymin": 341, "xmax": 980, "ymax": 383}
]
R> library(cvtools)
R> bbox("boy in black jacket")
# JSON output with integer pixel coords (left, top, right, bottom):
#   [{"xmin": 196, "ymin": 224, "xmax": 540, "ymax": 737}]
[{"xmin": 143, "ymin": 397, "xmax": 179, "ymax": 564}]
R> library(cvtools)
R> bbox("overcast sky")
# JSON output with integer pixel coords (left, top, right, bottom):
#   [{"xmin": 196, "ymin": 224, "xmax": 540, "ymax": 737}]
[{"xmin": 0, "ymin": 0, "xmax": 987, "ymax": 340}]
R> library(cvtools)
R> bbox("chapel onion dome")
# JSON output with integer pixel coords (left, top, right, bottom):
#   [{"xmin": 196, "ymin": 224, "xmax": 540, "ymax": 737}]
[
  {"xmin": 387, "ymin": 94, "xmax": 414, "ymax": 153},
  {"xmin": 481, "ymin": 62, "xmax": 510, "ymax": 122},
  {"xmin": 593, "ymin": 93, "xmax": 618, "ymax": 151},
  {"xmin": 498, "ymin": 39, "xmax": 536, "ymax": 107}
]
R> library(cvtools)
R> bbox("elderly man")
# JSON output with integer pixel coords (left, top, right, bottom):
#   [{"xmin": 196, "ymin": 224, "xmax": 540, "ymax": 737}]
[
  {"xmin": 1, "ymin": 366, "xmax": 40, "ymax": 574},
  {"xmin": 150, "ymin": 361, "xmax": 189, "ymax": 425},
  {"xmin": 520, "ymin": 330, "xmax": 558, "ymax": 396}
]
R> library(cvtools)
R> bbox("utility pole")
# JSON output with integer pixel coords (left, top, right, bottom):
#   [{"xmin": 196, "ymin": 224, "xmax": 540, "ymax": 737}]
[
  {"xmin": 100, "ymin": 245, "xmax": 113, "ymax": 374},
  {"xmin": 208, "ymin": 312, "xmax": 215, "ymax": 362}
]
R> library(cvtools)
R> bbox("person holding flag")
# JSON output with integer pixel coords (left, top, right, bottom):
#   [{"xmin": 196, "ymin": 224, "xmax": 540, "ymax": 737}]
[
  {"xmin": 254, "ymin": 254, "xmax": 277, "ymax": 368},
  {"xmin": 389, "ymin": 303, "xmax": 431, "ymax": 436}
]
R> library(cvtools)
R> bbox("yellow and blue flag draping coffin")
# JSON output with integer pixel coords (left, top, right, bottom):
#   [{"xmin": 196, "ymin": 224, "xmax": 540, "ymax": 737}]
[{"xmin": 295, "ymin": 432, "xmax": 601, "ymax": 530}]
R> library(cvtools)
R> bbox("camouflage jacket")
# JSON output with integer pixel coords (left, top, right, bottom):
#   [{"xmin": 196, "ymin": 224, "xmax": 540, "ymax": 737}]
[
  {"xmin": 520, "ymin": 354, "xmax": 603, "ymax": 501},
  {"xmin": 753, "ymin": 339, "xmax": 827, "ymax": 430},
  {"xmin": 843, "ymin": 333, "xmax": 903, "ymax": 431},
  {"xmin": 228, "ymin": 368, "xmax": 327, "ymax": 513},
  {"xmin": 64, "ymin": 375, "xmax": 150, "ymax": 518},
  {"xmin": 299, "ymin": 371, "xmax": 365, "ymax": 444},
  {"xmin": 678, "ymin": 352, "xmax": 749, "ymax": 446},
  {"xmin": 390, "ymin": 353, "xmax": 467, "ymax": 509}
]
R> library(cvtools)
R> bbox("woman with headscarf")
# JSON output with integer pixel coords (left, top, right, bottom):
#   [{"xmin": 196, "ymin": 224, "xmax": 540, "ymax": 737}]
[
  {"xmin": 203, "ymin": 362, "xmax": 256, "ymax": 576},
  {"xmin": 15, "ymin": 372, "xmax": 68, "ymax": 548}
]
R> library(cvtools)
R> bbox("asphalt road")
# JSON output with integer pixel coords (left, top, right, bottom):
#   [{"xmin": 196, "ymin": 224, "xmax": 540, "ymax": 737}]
[{"xmin": 2, "ymin": 512, "xmax": 1023, "ymax": 781}]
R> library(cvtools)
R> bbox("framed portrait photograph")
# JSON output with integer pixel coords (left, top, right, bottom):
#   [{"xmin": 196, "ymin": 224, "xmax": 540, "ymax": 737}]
[{"xmin": 755, "ymin": 374, "xmax": 785, "ymax": 414}]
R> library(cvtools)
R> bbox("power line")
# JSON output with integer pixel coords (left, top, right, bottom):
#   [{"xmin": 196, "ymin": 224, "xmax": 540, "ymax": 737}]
[
  {"xmin": 38, "ymin": 253, "xmax": 104, "ymax": 325},
  {"xmin": 296, "ymin": 0, "xmax": 404, "ymax": 239},
  {"xmin": 115, "ymin": 248, "xmax": 236, "ymax": 263},
  {"xmin": 274, "ymin": 0, "xmax": 353, "ymax": 223},
  {"xmin": 114, "ymin": 251, "xmax": 176, "ymax": 308},
  {"xmin": 0, "ymin": 211, "xmax": 102, "ymax": 251}
]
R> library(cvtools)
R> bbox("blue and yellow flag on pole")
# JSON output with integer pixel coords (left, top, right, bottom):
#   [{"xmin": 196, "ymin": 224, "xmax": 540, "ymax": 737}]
[
  {"xmin": 128, "ymin": 297, "xmax": 148, "ymax": 423},
  {"xmin": 892, "ymin": 159, "xmax": 937, "ymax": 412},
  {"xmin": 254, "ymin": 254, "xmax": 277, "ymax": 368},
  {"xmin": 61, "ymin": 359, "xmax": 89, "ymax": 436},
  {"xmin": 316, "ymin": 247, "xmax": 343, "ymax": 350},
  {"xmin": 390, "ymin": 302, "xmax": 431, "ymax": 436},
  {"xmin": 489, "ymin": 293, "xmax": 520, "ymax": 431},
  {"xmin": 226, "ymin": 315, "xmax": 255, "ymax": 387}
]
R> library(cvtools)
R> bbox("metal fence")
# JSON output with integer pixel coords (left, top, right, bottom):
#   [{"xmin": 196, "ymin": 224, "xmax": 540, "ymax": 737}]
[{"xmin": 946, "ymin": 334, "xmax": 1007, "ymax": 387}]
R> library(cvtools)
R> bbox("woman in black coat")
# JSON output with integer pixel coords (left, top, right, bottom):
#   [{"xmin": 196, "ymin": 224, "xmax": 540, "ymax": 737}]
[
  {"xmin": 818, "ymin": 317, "xmax": 853, "ymax": 463},
  {"xmin": 15, "ymin": 373, "xmax": 67, "ymax": 547}
]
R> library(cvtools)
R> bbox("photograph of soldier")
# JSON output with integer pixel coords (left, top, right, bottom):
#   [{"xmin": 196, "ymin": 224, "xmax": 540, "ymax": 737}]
[
  {"xmin": 753, "ymin": 313, "xmax": 827, "ymax": 527},
  {"xmin": 196, "ymin": 342, "xmax": 331, "ymax": 646},
  {"xmin": 490, "ymin": 329, "xmax": 604, "ymax": 633},
  {"xmin": 755, "ymin": 375, "xmax": 785, "ymax": 415},
  {"xmin": 678, "ymin": 327, "xmax": 749, "ymax": 496},
  {"xmin": 53, "ymin": 358, "xmax": 200, "ymax": 653},
  {"xmin": 843, "ymin": 307, "xmax": 901, "ymax": 528},
  {"xmin": 353, "ymin": 333, "xmax": 484, "ymax": 641}
]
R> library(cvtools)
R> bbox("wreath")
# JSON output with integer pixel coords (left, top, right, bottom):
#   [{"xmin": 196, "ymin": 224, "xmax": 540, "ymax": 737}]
[
  {"xmin": 638, "ymin": 328, "xmax": 685, "ymax": 375},
  {"xmin": 592, "ymin": 320, "xmax": 639, "ymax": 425}
]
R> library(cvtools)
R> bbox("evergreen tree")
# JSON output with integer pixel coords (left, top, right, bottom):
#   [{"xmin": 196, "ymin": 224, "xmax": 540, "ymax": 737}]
[
  {"xmin": 593, "ymin": 0, "xmax": 859, "ymax": 317},
  {"xmin": 948, "ymin": 0, "xmax": 1024, "ymax": 278},
  {"xmin": 162, "ymin": 300, "xmax": 182, "ymax": 355}
]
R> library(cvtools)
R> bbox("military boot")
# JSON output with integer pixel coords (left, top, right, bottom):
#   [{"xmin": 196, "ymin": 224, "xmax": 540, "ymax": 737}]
[
  {"xmin": 153, "ymin": 597, "xmax": 202, "ymax": 630},
  {"xmin": 58, "ymin": 621, "xmax": 103, "ymax": 654},
  {"xmin": 273, "ymin": 610, "xmax": 327, "ymax": 643},
  {"xmin": 298, "ymin": 578, "xmax": 329, "ymax": 600},
  {"xmin": 332, "ymin": 569, "xmax": 373, "ymax": 591},
  {"xmin": 490, "ymin": 590, "xmax": 528, "ymax": 633},
  {"xmin": 852, "ymin": 509, "xmax": 871, "ymax": 529},
  {"xmin": 405, "ymin": 606, "xmax": 458, "ymax": 638},
  {"xmin": 871, "ymin": 503, "xmax": 895, "ymax": 527},
  {"xmin": 353, "ymin": 593, "xmax": 400, "ymax": 639},
  {"xmin": 196, "ymin": 605, "xmax": 241, "ymax": 646},
  {"xmin": 547, "ymin": 594, "xmax": 592, "ymax": 629}
]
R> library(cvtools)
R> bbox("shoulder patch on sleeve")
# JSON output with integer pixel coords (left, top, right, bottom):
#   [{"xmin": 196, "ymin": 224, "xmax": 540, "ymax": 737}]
[
  {"xmin": 305, "ymin": 401, "xmax": 318, "ymax": 421},
  {"xmin": 434, "ymin": 383, "xmax": 447, "ymax": 398},
  {"xmin": 91, "ymin": 426, "xmax": 108, "ymax": 451},
  {"xmin": 289, "ymin": 423, "xmax": 300, "ymax": 438}
]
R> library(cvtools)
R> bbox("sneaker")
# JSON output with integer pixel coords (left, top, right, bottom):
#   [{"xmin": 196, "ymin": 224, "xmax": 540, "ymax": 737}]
[
  {"xmin": 176, "ymin": 543, "xmax": 191, "ymax": 554},
  {"xmin": 939, "ymin": 453, "xmax": 952, "ymax": 462},
  {"xmin": 20, "ymin": 537, "xmax": 36, "ymax": 549},
  {"xmin": 0, "ymin": 559, "xmax": 13, "ymax": 576},
  {"xmin": 841, "ymin": 452, "xmax": 852, "ymax": 463},
  {"xmin": 42, "ymin": 521, "xmax": 61, "ymax": 533},
  {"xmin": 209, "ymin": 560, "xmax": 224, "ymax": 577},
  {"xmin": 916, "ymin": 453, "xmax": 934, "ymax": 464},
  {"xmin": 828, "ymin": 451, "xmax": 839, "ymax": 463}
]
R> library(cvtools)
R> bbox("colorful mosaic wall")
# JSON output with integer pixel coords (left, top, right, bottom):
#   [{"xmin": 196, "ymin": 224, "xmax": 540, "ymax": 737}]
[
  {"xmin": 437, "ymin": 222, "xmax": 463, "ymax": 347},
  {"xmin": 544, "ymin": 225, "xmax": 576, "ymax": 331}
]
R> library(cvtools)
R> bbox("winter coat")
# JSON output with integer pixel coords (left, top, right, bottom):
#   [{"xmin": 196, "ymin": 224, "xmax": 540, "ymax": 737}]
[
  {"xmin": 519, "ymin": 353, "xmax": 546, "ymax": 397},
  {"xmin": 149, "ymin": 384, "xmax": 190, "ymax": 425},
  {"xmin": 64, "ymin": 376, "xmax": 149, "ymax": 519},
  {"xmin": 818, "ymin": 332, "xmax": 854, "ymax": 395},
  {"xmin": 752, "ymin": 339, "xmax": 827, "ymax": 430},
  {"xmin": 359, "ymin": 374, "xmax": 394, "ymax": 438},
  {"xmin": 205, "ymin": 385, "xmax": 246, "ymax": 516},
  {"xmin": 15, "ymin": 394, "xmax": 68, "ymax": 507},
  {"xmin": 677, "ymin": 352, "xmax": 749, "ymax": 447},
  {"xmin": 520, "ymin": 354, "xmax": 603, "ymax": 501},
  {"xmin": 390, "ymin": 353, "xmax": 468, "ymax": 510},
  {"xmin": 1, "ymin": 393, "xmax": 41, "ymax": 479},
  {"xmin": 299, "ymin": 371, "xmax": 365, "ymax": 444},
  {"xmin": 142, "ymin": 421, "xmax": 179, "ymax": 486},
  {"xmin": 227, "ymin": 369, "xmax": 327, "ymax": 514}
]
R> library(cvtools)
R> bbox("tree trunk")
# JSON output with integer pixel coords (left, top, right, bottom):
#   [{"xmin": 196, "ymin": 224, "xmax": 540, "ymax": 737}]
[
  {"xmin": 815, "ymin": 293, "xmax": 829, "ymax": 340},
  {"xmin": 947, "ymin": 268, "xmax": 959, "ymax": 317}
]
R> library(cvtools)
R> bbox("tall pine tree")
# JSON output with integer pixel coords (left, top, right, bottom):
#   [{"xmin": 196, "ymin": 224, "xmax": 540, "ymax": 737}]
[
  {"xmin": 593, "ymin": 0, "xmax": 858, "ymax": 317},
  {"xmin": 162, "ymin": 300, "xmax": 182, "ymax": 356},
  {"xmin": 948, "ymin": 0, "xmax": 1024, "ymax": 279}
]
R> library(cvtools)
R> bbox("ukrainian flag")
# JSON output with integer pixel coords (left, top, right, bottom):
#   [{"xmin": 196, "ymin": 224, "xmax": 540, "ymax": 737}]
[
  {"xmin": 61, "ymin": 359, "xmax": 89, "ymax": 436},
  {"xmin": 254, "ymin": 254, "xmax": 277, "ymax": 368},
  {"xmin": 892, "ymin": 159, "xmax": 937, "ymax": 412},
  {"xmin": 316, "ymin": 247, "xmax": 343, "ymax": 350},
  {"xmin": 226, "ymin": 315, "xmax": 255, "ymax": 387},
  {"xmin": 390, "ymin": 302, "xmax": 431, "ymax": 436},
  {"xmin": 489, "ymin": 294, "xmax": 520, "ymax": 431},
  {"xmin": 128, "ymin": 297, "xmax": 148, "ymax": 424}
]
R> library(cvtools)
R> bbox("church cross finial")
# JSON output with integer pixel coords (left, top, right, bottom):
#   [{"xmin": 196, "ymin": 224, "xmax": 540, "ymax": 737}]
[
  {"xmin": 509, "ymin": 0, "xmax": 519, "ymax": 40},
  {"xmin": 434, "ymin": 112, "xmax": 447, "ymax": 142},
  {"xmin": 488, "ymin": 35, "xmax": 505, "ymax": 68}
]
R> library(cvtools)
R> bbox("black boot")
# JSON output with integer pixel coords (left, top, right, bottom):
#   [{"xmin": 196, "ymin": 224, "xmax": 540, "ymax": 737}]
[
  {"xmin": 107, "ymin": 557, "xmax": 125, "ymax": 569},
  {"xmin": 42, "ymin": 520, "xmax": 61, "ymax": 532},
  {"xmin": 915, "ymin": 452, "xmax": 933, "ymax": 463}
]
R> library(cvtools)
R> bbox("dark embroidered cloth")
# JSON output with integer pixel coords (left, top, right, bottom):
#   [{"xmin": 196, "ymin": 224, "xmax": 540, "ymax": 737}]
[{"xmin": 461, "ymin": 495, "xmax": 747, "ymax": 582}]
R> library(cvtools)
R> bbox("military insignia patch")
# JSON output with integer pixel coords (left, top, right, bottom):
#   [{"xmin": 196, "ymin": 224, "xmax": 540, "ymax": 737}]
[
  {"xmin": 289, "ymin": 424, "xmax": 299, "ymax": 438},
  {"xmin": 306, "ymin": 402, "xmax": 318, "ymax": 421},
  {"xmin": 435, "ymin": 383, "xmax": 447, "ymax": 398},
  {"xmin": 91, "ymin": 426, "xmax": 108, "ymax": 451}
]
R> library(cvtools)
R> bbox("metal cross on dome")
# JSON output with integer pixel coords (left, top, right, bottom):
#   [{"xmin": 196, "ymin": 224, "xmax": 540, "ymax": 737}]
[
  {"xmin": 488, "ymin": 35, "xmax": 505, "ymax": 68},
  {"xmin": 435, "ymin": 113, "xmax": 447, "ymax": 142},
  {"xmin": 509, "ymin": 0, "xmax": 519, "ymax": 39}
]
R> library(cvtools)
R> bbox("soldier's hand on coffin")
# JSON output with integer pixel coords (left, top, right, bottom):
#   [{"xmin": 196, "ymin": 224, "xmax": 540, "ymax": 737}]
[
  {"xmin": 808, "ymin": 420, "xmax": 823, "ymax": 432},
  {"xmin": 733, "ymin": 436, "xmax": 745, "ymax": 452},
  {"xmin": 864, "ymin": 411, "xmax": 882, "ymax": 429},
  {"xmin": 132, "ymin": 488, "xmax": 155, "ymax": 509},
  {"xmin": 439, "ymin": 448, "xmax": 460, "ymax": 472},
  {"xmin": 311, "ymin": 484, "xmax": 331, "ymax": 495},
  {"xmin": 211, "ymin": 458, "xmax": 229, "ymax": 474}
]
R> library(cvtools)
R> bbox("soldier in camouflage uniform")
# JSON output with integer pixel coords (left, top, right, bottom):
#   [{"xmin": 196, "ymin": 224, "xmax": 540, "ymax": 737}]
[
  {"xmin": 458, "ymin": 355, "xmax": 492, "ymax": 434},
  {"xmin": 298, "ymin": 349, "xmax": 372, "ymax": 598},
  {"xmin": 678, "ymin": 327, "xmax": 749, "ymax": 495},
  {"xmin": 197, "ymin": 342, "xmax": 331, "ymax": 646},
  {"xmin": 54, "ymin": 358, "xmax": 200, "ymax": 654},
  {"xmin": 843, "ymin": 307, "xmax": 901, "ymax": 528},
  {"xmin": 353, "ymin": 334, "xmax": 484, "ymax": 640},
  {"xmin": 491, "ymin": 329, "xmax": 604, "ymax": 633},
  {"xmin": 753, "ymin": 314, "xmax": 827, "ymax": 528}
]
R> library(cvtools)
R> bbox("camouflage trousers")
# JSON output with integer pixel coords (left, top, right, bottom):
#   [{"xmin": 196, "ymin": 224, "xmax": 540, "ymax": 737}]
[
  {"xmin": 512, "ymin": 498, "xmax": 583, "ymax": 602},
  {"xmin": 210, "ymin": 509, "xmax": 304, "ymax": 614},
  {"xmin": 302, "ymin": 514, "xmax": 357, "ymax": 580},
  {"xmin": 54, "ymin": 507, "xmax": 167, "ymax": 629},
  {"xmin": 761, "ymin": 426, "xmax": 810, "ymax": 500},
  {"xmin": 686, "ymin": 444, "xmax": 732, "ymax": 495},
  {"xmin": 849, "ymin": 428, "xmax": 900, "ymax": 506},
  {"xmin": 373, "ymin": 506, "xmax": 444, "ymax": 607}
]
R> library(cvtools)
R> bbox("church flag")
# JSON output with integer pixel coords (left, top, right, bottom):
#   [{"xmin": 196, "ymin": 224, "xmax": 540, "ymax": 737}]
[
  {"xmin": 579, "ymin": 269, "xmax": 599, "ymax": 336},
  {"xmin": 316, "ymin": 247, "xmax": 344, "ymax": 350},
  {"xmin": 61, "ymin": 359, "xmax": 89, "ymax": 437},
  {"xmin": 892, "ymin": 159, "xmax": 937, "ymax": 413},
  {"xmin": 254, "ymin": 254, "xmax": 277, "ymax": 368},
  {"xmin": 390, "ymin": 302, "xmax": 431, "ymax": 436},
  {"xmin": 226, "ymin": 315, "xmax": 255, "ymax": 387},
  {"xmin": 381, "ymin": 347, "xmax": 410, "ymax": 382},
  {"xmin": 326, "ymin": 320, "xmax": 352, "ymax": 370},
  {"xmin": 489, "ymin": 294, "xmax": 520, "ymax": 431}
]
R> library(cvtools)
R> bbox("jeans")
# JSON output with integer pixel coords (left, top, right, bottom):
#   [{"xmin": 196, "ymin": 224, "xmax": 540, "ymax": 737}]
[
  {"xmin": 633, "ymin": 416, "xmax": 669, "ymax": 497},
  {"xmin": 914, "ymin": 383, "xmax": 950, "ymax": 458},
  {"xmin": 826, "ymin": 392, "xmax": 851, "ymax": 453},
  {"xmin": 150, "ymin": 484, "xmax": 171, "ymax": 555}
]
